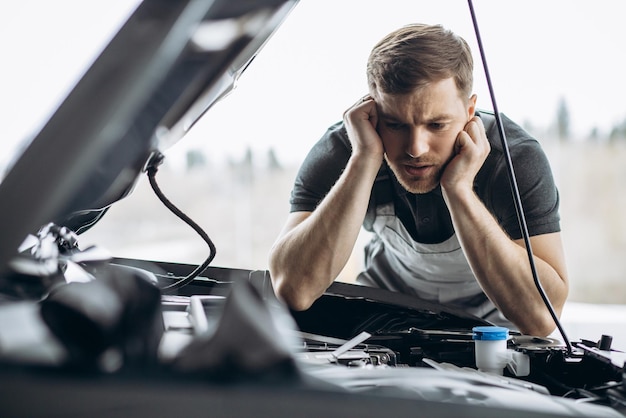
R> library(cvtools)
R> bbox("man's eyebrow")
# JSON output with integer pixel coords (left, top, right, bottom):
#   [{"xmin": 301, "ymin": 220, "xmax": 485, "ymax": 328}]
[
  {"xmin": 378, "ymin": 111, "xmax": 401, "ymax": 121},
  {"xmin": 424, "ymin": 114, "xmax": 455, "ymax": 122},
  {"xmin": 379, "ymin": 112, "xmax": 455, "ymax": 123}
]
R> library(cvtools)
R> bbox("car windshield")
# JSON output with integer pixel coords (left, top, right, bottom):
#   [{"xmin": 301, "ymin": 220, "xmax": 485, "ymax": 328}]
[{"xmin": 3, "ymin": 0, "xmax": 626, "ymax": 346}]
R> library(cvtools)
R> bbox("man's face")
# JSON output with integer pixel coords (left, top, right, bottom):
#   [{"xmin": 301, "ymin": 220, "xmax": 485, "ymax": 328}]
[{"xmin": 374, "ymin": 78, "xmax": 476, "ymax": 194}]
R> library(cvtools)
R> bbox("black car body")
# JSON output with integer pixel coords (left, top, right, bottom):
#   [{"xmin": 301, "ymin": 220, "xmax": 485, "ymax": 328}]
[{"xmin": 1, "ymin": 1, "xmax": 625, "ymax": 417}]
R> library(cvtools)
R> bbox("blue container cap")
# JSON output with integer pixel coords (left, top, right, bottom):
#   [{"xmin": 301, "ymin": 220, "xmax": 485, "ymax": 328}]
[{"xmin": 472, "ymin": 326, "xmax": 509, "ymax": 341}]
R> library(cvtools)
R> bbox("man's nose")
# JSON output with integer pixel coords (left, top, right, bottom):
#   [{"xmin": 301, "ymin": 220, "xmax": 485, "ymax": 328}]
[{"xmin": 406, "ymin": 127, "xmax": 429, "ymax": 158}]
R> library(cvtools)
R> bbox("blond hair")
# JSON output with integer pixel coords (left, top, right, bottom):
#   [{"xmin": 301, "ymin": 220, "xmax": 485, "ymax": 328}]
[{"xmin": 367, "ymin": 24, "xmax": 473, "ymax": 98}]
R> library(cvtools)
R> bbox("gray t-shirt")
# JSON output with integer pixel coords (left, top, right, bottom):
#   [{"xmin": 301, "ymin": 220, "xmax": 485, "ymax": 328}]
[{"xmin": 290, "ymin": 110, "xmax": 560, "ymax": 243}]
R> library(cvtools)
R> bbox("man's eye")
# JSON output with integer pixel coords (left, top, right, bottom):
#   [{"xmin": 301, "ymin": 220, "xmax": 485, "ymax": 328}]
[
  {"xmin": 429, "ymin": 122, "xmax": 445, "ymax": 130},
  {"xmin": 386, "ymin": 122, "xmax": 405, "ymax": 131}
]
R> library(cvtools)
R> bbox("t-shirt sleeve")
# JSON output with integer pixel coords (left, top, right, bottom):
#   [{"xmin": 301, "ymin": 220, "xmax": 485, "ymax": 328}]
[
  {"xmin": 489, "ymin": 137, "xmax": 561, "ymax": 240},
  {"xmin": 289, "ymin": 122, "xmax": 352, "ymax": 213}
]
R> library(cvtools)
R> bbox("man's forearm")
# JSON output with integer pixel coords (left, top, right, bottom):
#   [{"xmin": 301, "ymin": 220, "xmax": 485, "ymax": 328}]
[
  {"xmin": 443, "ymin": 187, "xmax": 569, "ymax": 336},
  {"xmin": 269, "ymin": 154, "xmax": 380, "ymax": 310}
]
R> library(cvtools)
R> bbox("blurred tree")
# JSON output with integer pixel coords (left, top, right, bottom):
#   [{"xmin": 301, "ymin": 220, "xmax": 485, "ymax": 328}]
[
  {"xmin": 608, "ymin": 117, "xmax": 626, "ymax": 143},
  {"xmin": 235, "ymin": 146, "xmax": 254, "ymax": 185},
  {"xmin": 589, "ymin": 126, "xmax": 600, "ymax": 142},
  {"xmin": 243, "ymin": 147, "xmax": 253, "ymax": 167},
  {"xmin": 267, "ymin": 147, "xmax": 282, "ymax": 171},
  {"xmin": 556, "ymin": 97, "xmax": 571, "ymax": 141},
  {"xmin": 186, "ymin": 149, "xmax": 207, "ymax": 170}
]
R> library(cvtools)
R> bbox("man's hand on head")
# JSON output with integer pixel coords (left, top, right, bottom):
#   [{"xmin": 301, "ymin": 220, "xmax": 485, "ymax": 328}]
[
  {"xmin": 343, "ymin": 95, "xmax": 384, "ymax": 164},
  {"xmin": 440, "ymin": 115, "xmax": 490, "ymax": 194}
]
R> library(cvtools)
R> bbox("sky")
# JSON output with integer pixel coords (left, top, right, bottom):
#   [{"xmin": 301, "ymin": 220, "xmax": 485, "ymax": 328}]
[{"xmin": 1, "ymin": 0, "xmax": 626, "ymax": 168}]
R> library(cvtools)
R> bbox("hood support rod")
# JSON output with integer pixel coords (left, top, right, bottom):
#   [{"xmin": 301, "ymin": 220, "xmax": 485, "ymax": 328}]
[{"xmin": 467, "ymin": 0, "xmax": 572, "ymax": 355}]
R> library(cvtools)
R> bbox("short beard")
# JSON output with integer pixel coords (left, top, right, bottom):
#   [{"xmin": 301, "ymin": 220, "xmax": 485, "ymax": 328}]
[{"xmin": 384, "ymin": 154, "xmax": 444, "ymax": 194}]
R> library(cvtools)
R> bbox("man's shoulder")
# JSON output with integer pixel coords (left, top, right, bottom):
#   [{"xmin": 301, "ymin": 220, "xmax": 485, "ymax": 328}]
[
  {"xmin": 301, "ymin": 121, "xmax": 351, "ymax": 166},
  {"xmin": 478, "ymin": 109, "xmax": 538, "ymax": 151},
  {"xmin": 475, "ymin": 109, "xmax": 551, "ymax": 195},
  {"xmin": 323, "ymin": 120, "xmax": 349, "ymax": 143}
]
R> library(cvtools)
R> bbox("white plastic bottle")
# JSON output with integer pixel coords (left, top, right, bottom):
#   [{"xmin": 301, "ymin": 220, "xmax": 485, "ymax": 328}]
[{"xmin": 472, "ymin": 326, "xmax": 509, "ymax": 375}]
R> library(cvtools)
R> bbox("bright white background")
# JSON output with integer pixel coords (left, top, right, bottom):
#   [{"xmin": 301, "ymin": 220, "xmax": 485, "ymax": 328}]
[{"xmin": 2, "ymin": 0, "xmax": 626, "ymax": 166}]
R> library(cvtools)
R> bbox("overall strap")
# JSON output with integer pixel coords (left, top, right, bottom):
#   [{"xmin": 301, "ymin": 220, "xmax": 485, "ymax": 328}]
[{"xmin": 363, "ymin": 165, "xmax": 394, "ymax": 231}]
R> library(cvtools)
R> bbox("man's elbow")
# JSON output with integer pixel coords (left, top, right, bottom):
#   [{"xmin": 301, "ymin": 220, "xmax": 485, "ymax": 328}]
[
  {"xmin": 268, "ymin": 268, "xmax": 318, "ymax": 311},
  {"xmin": 527, "ymin": 289, "xmax": 569, "ymax": 337},
  {"xmin": 281, "ymin": 290, "xmax": 317, "ymax": 312},
  {"xmin": 517, "ymin": 312, "xmax": 560, "ymax": 337},
  {"xmin": 522, "ymin": 322, "xmax": 556, "ymax": 338}
]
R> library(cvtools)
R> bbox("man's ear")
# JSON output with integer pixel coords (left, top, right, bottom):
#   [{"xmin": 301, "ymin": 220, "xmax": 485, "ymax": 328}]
[{"xmin": 467, "ymin": 94, "xmax": 477, "ymax": 119}]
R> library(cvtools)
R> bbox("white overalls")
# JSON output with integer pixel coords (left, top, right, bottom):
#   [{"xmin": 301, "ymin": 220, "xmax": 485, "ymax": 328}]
[{"xmin": 357, "ymin": 201, "xmax": 515, "ymax": 330}]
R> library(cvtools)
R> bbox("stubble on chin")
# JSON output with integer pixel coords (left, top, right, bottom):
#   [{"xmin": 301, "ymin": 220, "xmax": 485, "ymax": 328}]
[{"xmin": 384, "ymin": 154, "xmax": 441, "ymax": 194}]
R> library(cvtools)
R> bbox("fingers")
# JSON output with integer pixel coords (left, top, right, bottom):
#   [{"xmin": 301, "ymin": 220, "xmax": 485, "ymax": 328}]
[
  {"xmin": 342, "ymin": 95, "xmax": 383, "ymax": 160},
  {"xmin": 359, "ymin": 94, "xmax": 373, "ymax": 104},
  {"xmin": 463, "ymin": 116, "xmax": 490, "ymax": 154},
  {"xmin": 454, "ymin": 130, "xmax": 470, "ymax": 153},
  {"xmin": 452, "ymin": 116, "xmax": 490, "ymax": 163},
  {"xmin": 464, "ymin": 116, "xmax": 485, "ymax": 141},
  {"xmin": 343, "ymin": 94, "xmax": 375, "ymax": 119}
]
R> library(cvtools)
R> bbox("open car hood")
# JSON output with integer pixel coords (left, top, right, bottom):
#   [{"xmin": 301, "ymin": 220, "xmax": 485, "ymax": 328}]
[
  {"xmin": 0, "ymin": 0, "xmax": 299, "ymax": 274},
  {"xmin": 0, "ymin": 0, "xmax": 495, "ymax": 359},
  {"xmin": 1, "ymin": 1, "xmax": 626, "ymax": 417}
]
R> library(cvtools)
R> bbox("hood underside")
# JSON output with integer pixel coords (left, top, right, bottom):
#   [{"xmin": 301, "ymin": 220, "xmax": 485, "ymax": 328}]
[{"xmin": 0, "ymin": 0, "xmax": 299, "ymax": 274}]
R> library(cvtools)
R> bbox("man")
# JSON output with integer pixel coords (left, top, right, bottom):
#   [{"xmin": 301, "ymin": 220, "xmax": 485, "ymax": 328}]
[{"xmin": 268, "ymin": 23, "xmax": 568, "ymax": 337}]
